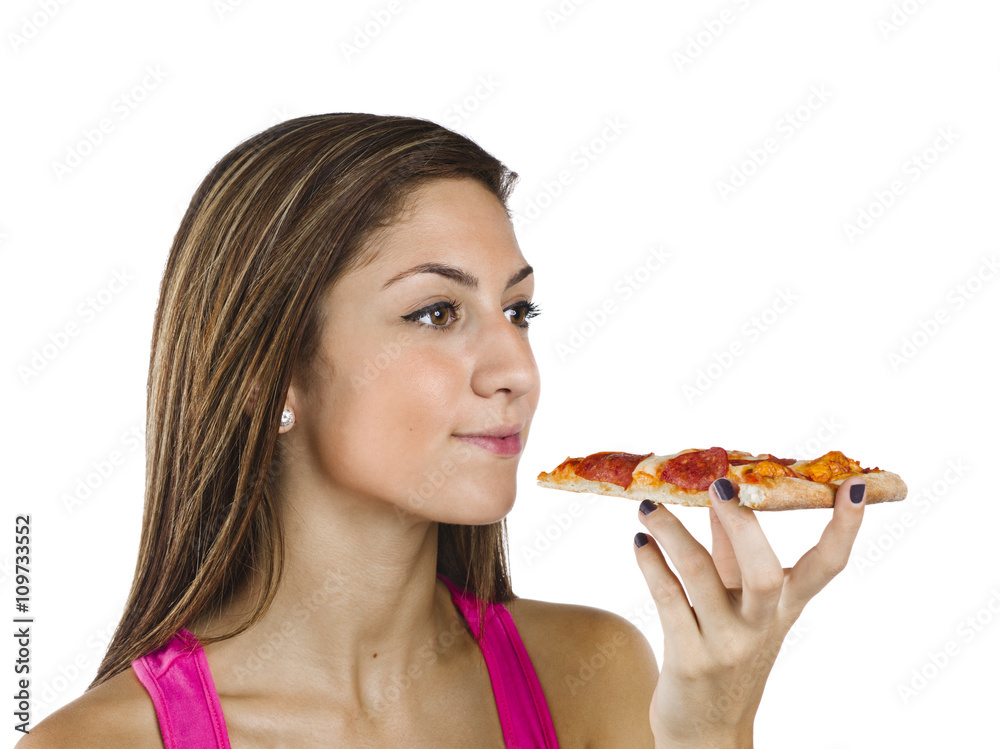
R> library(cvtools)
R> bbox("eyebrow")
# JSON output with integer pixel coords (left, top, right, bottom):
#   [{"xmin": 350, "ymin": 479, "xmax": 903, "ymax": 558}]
[{"xmin": 381, "ymin": 263, "xmax": 534, "ymax": 291}]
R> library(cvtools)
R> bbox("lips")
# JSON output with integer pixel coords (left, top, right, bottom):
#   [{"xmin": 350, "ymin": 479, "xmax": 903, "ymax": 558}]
[
  {"xmin": 453, "ymin": 423, "xmax": 525, "ymax": 440},
  {"xmin": 454, "ymin": 433, "xmax": 523, "ymax": 456}
]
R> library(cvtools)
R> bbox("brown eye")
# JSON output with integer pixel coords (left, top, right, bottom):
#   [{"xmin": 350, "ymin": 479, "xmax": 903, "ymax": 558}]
[
  {"xmin": 426, "ymin": 307, "xmax": 453, "ymax": 327},
  {"xmin": 404, "ymin": 300, "xmax": 462, "ymax": 331},
  {"xmin": 506, "ymin": 301, "xmax": 541, "ymax": 328}
]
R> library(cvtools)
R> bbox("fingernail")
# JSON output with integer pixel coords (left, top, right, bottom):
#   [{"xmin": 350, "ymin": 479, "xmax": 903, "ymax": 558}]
[
  {"xmin": 639, "ymin": 499, "xmax": 658, "ymax": 515},
  {"xmin": 713, "ymin": 477, "xmax": 735, "ymax": 501},
  {"xmin": 850, "ymin": 483, "xmax": 866, "ymax": 504},
  {"xmin": 634, "ymin": 532, "xmax": 648, "ymax": 548}
]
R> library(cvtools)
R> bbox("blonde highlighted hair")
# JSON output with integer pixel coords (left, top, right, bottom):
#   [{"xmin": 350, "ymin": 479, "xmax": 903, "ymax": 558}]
[{"xmin": 91, "ymin": 113, "xmax": 519, "ymax": 688}]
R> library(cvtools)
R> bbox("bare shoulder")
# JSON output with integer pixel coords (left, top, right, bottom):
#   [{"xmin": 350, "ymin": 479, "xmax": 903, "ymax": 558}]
[
  {"xmin": 15, "ymin": 667, "xmax": 163, "ymax": 749},
  {"xmin": 505, "ymin": 595, "xmax": 658, "ymax": 748}
]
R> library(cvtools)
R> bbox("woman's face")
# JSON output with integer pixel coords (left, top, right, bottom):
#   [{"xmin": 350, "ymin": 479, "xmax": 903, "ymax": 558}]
[{"xmin": 286, "ymin": 177, "xmax": 541, "ymax": 525}]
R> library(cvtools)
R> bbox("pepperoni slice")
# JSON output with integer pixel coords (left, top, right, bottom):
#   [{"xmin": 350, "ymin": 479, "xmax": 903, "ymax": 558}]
[
  {"xmin": 729, "ymin": 454, "xmax": 797, "ymax": 466},
  {"xmin": 659, "ymin": 447, "xmax": 729, "ymax": 490},
  {"xmin": 576, "ymin": 451, "xmax": 653, "ymax": 490}
]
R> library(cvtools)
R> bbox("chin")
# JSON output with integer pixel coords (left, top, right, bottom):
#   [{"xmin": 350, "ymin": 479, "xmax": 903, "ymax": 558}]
[
  {"xmin": 426, "ymin": 482, "xmax": 518, "ymax": 526},
  {"xmin": 442, "ymin": 495, "xmax": 516, "ymax": 526},
  {"xmin": 392, "ymin": 457, "xmax": 519, "ymax": 525}
]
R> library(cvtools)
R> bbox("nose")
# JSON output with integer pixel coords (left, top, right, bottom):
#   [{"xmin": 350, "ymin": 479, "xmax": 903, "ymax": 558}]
[{"xmin": 468, "ymin": 309, "xmax": 540, "ymax": 400}]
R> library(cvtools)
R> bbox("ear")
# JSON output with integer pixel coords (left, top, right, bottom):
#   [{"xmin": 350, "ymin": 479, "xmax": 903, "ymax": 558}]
[
  {"xmin": 245, "ymin": 378, "xmax": 301, "ymax": 431},
  {"xmin": 277, "ymin": 380, "xmax": 300, "ymax": 434}
]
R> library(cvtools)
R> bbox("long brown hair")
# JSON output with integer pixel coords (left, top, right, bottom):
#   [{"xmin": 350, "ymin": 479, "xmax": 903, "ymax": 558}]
[{"xmin": 90, "ymin": 113, "xmax": 520, "ymax": 689}]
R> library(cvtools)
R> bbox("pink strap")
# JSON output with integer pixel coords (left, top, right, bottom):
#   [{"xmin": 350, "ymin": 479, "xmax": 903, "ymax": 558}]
[
  {"xmin": 437, "ymin": 573, "xmax": 560, "ymax": 748},
  {"xmin": 131, "ymin": 628, "xmax": 232, "ymax": 749},
  {"xmin": 132, "ymin": 582, "xmax": 559, "ymax": 748}
]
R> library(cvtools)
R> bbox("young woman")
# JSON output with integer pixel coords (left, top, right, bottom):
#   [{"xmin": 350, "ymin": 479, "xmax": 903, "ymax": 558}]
[{"xmin": 19, "ymin": 113, "xmax": 868, "ymax": 748}]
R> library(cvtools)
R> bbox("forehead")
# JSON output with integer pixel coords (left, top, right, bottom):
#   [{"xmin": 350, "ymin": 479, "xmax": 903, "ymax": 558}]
[{"xmin": 358, "ymin": 177, "xmax": 526, "ymax": 282}]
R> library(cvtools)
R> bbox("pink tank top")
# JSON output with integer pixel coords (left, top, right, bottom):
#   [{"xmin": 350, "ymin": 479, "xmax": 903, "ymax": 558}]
[{"xmin": 131, "ymin": 573, "xmax": 560, "ymax": 748}]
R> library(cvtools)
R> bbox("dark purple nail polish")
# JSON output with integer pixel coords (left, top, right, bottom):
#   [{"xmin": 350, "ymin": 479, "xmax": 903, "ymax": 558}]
[
  {"xmin": 850, "ymin": 483, "xmax": 865, "ymax": 504},
  {"xmin": 713, "ymin": 478, "xmax": 735, "ymax": 501},
  {"xmin": 634, "ymin": 532, "xmax": 648, "ymax": 548},
  {"xmin": 639, "ymin": 499, "xmax": 658, "ymax": 515}
]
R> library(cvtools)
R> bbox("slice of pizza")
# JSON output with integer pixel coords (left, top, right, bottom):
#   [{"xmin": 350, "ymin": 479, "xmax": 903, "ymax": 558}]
[{"xmin": 536, "ymin": 447, "xmax": 907, "ymax": 510}]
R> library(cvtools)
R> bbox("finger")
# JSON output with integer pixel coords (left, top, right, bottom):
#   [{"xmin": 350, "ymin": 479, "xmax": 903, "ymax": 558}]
[
  {"xmin": 709, "ymin": 505, "xmax": 741, "ymax": 589},
  {"xmin": 633, "ymin": 531, "xmax": 700, "ymax": 656},
  {"xmin": 782, "ymin": 478, "xmax": 867, "ymax": 616},
  {"xmin": 708, "ymin": 478, "xmax": 784, "ymax": 624},
  {"xmin": 638, "ymin": 500, "xmax": 733, "ymax": 628}
]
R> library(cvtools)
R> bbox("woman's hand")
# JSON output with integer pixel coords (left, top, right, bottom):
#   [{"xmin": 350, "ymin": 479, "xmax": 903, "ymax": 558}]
[{"xmin": 633, "ymin": 477, "xmax": 867, "ymax": 749}]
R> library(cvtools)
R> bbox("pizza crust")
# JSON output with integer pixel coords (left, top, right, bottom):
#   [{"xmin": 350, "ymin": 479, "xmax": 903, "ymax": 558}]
[
  {"xmin": 733, "ymin": 469, "xmax": 907, "ymax": 510},
  {"xmin": 536, "ymin": 456, "xmax": 908, "ymax": 511}
]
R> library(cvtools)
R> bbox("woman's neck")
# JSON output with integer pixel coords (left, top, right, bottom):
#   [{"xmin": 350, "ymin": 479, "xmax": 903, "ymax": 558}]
[{"xmin": 187, "ymin": 484, "xmax": 468, "ymax": 715}]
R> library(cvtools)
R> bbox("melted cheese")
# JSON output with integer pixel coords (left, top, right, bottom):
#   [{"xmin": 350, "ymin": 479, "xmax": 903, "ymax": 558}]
[
  {"xmin": 634, "ymin": 449, "xmax": 803, "ymax": 482},
  {"xmin": 629, "ymin": 448, "xmax": 868, "ymax": 488},
  {"xmin": 792, "ymin": 450, "xmax": 863, "ymax": 482},
  {"xmin": 748, "ymin": 460, "xmax": 798, "ymax": 478},
  {"xmin": 633, "ymin": 449, "xmax": 704, "ymax": 482}
]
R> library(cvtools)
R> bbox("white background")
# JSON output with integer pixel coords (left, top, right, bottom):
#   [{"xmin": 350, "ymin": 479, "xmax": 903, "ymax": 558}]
[{"xmin": 3, "ymin": 1, "xmax": 998, "ymax": 747}]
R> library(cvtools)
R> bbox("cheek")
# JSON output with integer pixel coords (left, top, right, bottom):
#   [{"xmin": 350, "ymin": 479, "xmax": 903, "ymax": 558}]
[
  {"xmin": 316, "ymin": 346, "xmax": 467, "ymax": 497},
  {"xmin": 360, "ymin": 341, "xmax": 459, "ymax": 419},
  {"xmin": 307, "ymin": 343, "xmax": 520, "ymax": 524}
]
